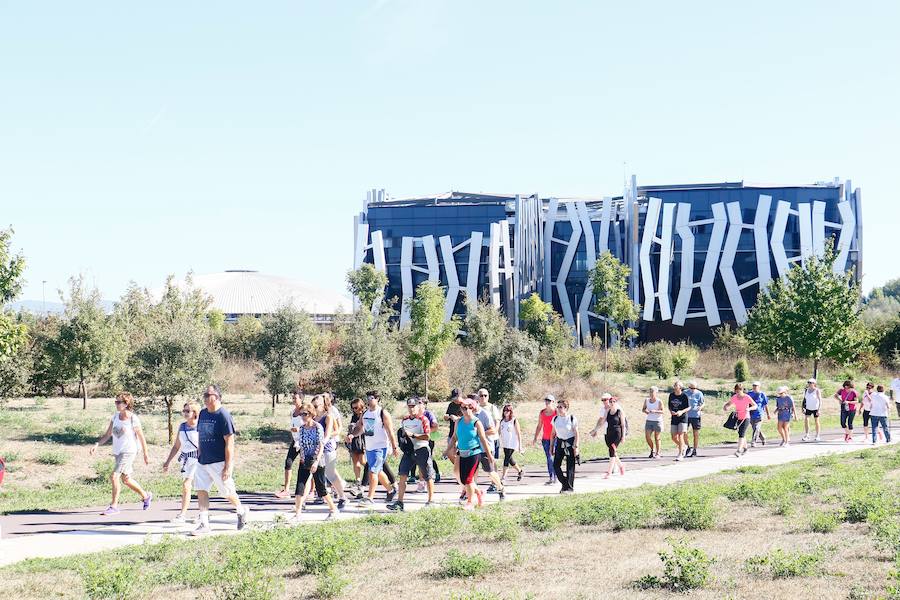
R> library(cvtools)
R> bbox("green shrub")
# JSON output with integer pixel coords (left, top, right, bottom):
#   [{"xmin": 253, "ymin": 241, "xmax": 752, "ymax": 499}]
[
  {"xmin": 80, "ymin": 560, "xmax": 137, "ymax": 600},
  {"xmin": 37, "ymin": 449, "xmax": 69, "ymax": 465},
  {"xmin": 843, "ymin": 483, "xmax": 886, "ymax": 523},
  {"xmin": 868, "ymin": 508, "xmax": 900, "ymax": 554},
  {"xmin": 635, "ymin": 539, "xmax": 713, "ymax": 591},
  {"xmin": 744, "ymin": 547, "xmax": 828, "ymax": 578},
  {"xmin": 520, "ymin": 496, "xmax": 567, "ymax": 531},
  {"xmin": 314, "ymin": 568, "xmax": 350, "ymax": 599},
  {"xmin": 655, "ymin": 485, "xmax": 718, "ymax": 530},
  {"xmin": 734, "ymin": 358, "xmax": 750, "ymax": 382},
  {"xmin": 468, "ymin": 506, "xmax": 519, "ymax": 542},
  {"xmin": 887, "ymin": 554, "xmax": 900, "ymax": 600},
  {"xmin": 216, "ymin": 570, "xmax": 280, "ymax": 600},
  {"xmin": 634, "ymin": 342, "xmax": 675, "ymax": 379},
  {"xmin": 808, "ymin": 510, "xmax": 841, "ymax": 533},
  {"xmin": 395, "ymin": 507, "xmax": 463, "ymax": 547},
  {"xmin": 670, "ymin": 342, "xmax": 698, "ymax": 375},
  {"xmin": 139, "ymin": 534, "xmax": 178, "ymax": 562},
  {"xmin": 438, "ymin": 549, "xmax": 494, "ymax": 579},
  {"xmin": 294, "ymin": 527, "xmax": 362, "ymax": 575},
  {"xmin": 572, "ymin": 493, "xmax": 654, "ymax": 530}
]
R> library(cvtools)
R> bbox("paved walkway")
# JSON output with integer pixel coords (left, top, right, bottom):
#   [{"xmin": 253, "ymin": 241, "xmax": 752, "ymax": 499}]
[{"xmin": 1, "ymin": 426, "xmax": 895, "ymax": 567}]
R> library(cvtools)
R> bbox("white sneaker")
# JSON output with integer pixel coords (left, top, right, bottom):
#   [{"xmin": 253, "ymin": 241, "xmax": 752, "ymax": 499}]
[
  {"xmin": 171, "ymin": 513, "xmax": 187, "ymax": 524},
  {"xmin": 675, "ymin": 454, "xmax": 682, "ymax": 462},
  {"xmin": 815, "ymin": 436, "xmax": 822, "ymax": 442},
  {"xmin": 190, "ymin": 523, "xmax": 211, "ymax": 536},
  {"xmin": 801, "ymin": 434, "xmax": 809, "ymax": 442}
]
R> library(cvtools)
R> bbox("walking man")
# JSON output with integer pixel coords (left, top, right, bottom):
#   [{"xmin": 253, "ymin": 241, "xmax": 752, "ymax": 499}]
[
  {"xmin": 191, "ymin": 385, "xmax": 249, "ymax": 535},
  {"xmin": 748, "ymin": 381, "xmax": 770, "ymax": 447},
  {"xmin": 351, "ymin": 392, "xmax": 399, "ymax": 505},
  {"xmin": 388, "ymin": 397, "xmax": 435, "ymax": 511},
  {"xmin": 685, "ymin": 382, "xmax": 704, "ymax": 457},
  {"xmin": 890, "ymin": 375, "xmax": 900, "ymax": 419},
  {"xmin": 668, "ymin": 381, "xmax": 690, "ymax": 461}
]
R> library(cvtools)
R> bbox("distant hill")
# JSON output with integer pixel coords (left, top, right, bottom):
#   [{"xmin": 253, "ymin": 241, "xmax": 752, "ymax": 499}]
[{"xmin": 5, "ymin": 299, "xmax": 115, "ymax": 315}]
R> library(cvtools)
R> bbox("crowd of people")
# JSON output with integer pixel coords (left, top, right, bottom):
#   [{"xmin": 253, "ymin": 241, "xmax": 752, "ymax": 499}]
[{"xmin": 89, "ymin": 376, "xmax": 900, "ymax": 533}]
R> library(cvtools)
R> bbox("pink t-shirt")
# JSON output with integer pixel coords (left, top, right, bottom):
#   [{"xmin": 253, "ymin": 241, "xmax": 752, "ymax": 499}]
[
  {"xmin": 730, "ymin": 394, "xmax": 752, "ymax": 420},
  {"xmin": 839, "ymin": 388, "xmax": 858, "ymax": 411}
]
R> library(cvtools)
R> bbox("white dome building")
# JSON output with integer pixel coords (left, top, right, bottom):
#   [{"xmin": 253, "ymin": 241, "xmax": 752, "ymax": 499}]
[{"xmin": 191, "ymin": 270, "xmax": 350, "ymax": 325}]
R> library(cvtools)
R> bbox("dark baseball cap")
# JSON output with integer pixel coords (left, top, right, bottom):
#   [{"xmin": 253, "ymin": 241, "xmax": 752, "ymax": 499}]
[
  {"xmin": 450, "ymin": 388, "xmax": 462, "ymax": 399},
  {"xmin": 406, "ymin": 397, "xmax": 419, "ymax": 406}
]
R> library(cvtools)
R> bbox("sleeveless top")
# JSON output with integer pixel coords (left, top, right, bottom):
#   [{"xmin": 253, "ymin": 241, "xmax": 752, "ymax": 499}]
[
  {"xmin": 317, "ymin": 414, "xmax": 336, "ymax": 453},
  {"xmin": 298, "ymin": 421, "xmax": 324, "ymax": 461},
  {"xmin": 804, "ymin": 388, "xmax": 820, "ymax": 410},
  {"xmin": 606, "ymin": 408, "xmax": 623, "ymax": 431},
  {"xmin": 178, "ymin": 423, "xmax": 199, "ymax": 459},
  {"xmin": 455, "ymin": 418, "xmax": 482, "ymax": 456},
  {"xmin": 539, "ymin": 410, "xmax": 556, "ymax": 440},
  {"xmin": 645, "ymin": 398, "xmax": 662, "ymax": 422},
  {"xmin": 499, "ymin": 418, "xmax": 518, "ymax": 449}
]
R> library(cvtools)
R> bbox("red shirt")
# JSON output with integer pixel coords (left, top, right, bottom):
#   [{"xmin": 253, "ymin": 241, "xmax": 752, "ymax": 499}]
[
  {"xmin": 539, "ymin": 410, "xmax": 557, "ymax": 440},
  {"xmin": 839, "ymin": 388, "xmax": 858, "ymax": 411},
  {"xmin": 730, "ymin": 394, "xmax": 752, "ymax": 420}
]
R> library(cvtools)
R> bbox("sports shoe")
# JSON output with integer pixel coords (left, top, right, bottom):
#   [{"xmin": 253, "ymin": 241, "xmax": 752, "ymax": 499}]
[
  {"xmin": 761, "ymin": 438, "xmax": 767, "ymax": 446},
  {"xmin": 356, "ymin": 497, "xmax": 374, "ymax": 506},
  {"xmin": 171, "ymin": 513, "xmax": 187, "ymax": 524},
  {"xmin": 337, "ymin": 498, "xmax": 346, "ymax": 510},
  {"xmin": 801, "ymin": 434, "xmax": 809, "ymax": 442},
  {"xmin": 416, "ymin": 481, "xmax": 426, "ymax": 493},
  {"xmin": 734, "ymin": 450, "xmax": 741, "ymax": 457},
  {"xmin": 100, "ymin": 505, "xmax": 120, "ymax": 516},
  {"xmin": 424, "ymin": 501, "xmax": 434, "ymax": 508},
  {"xmin": 675, "ymin": 454, "xmax": 682, "ymax": 462},
  {"xmin": 407, "ymin": 476, "xmax": 416, "ymax": 484},
  {"xmin": 459, "ymin": 490, "xmax": 468, "ymax": 501},
  {"xmin": 325, "ymin": 511, "xmax": 336, "ymax": 520},
  {"xmin": 740, "ymin": 447, "xmax": 748, "ymax": 456},
  {"xmin": 750, "ymin": 442, "xmax": 756, "ymax": 448},
  {"xmin": 385, "ymin": 488, "xmax": 397, "ymax": 503},
  {"xmin": 190, "ymin": 523, "xmax": 211, "ymax": 536},
  {"xmin": 386, "ymin": 500, "xmax": 405, "ymax": 512},
  {"xmin": 237, "ymin": 507, "xmax": 249, "ymax": 530},
  {"xmin": 544, "ymin": 480, "xmax": 554, "ymax": 486},
  {"xmin": 779, "ymin": 440, "xmax": 785, "ymax": 447},
  {"xmin": 685, "ymin": 446, "xmax": 692, "ymax": 455},
  {"xmin": 648, "ymin": 451, "xmax": 655, "ymax": 459},
  {"xmin": 498, "ymin": 488, "xmax": 506, "ymax": 501},
  {"xmin": 487, "ymin": 484, "xmax": 497, "ymax": 494},
  {"xmin": 517, "ymin": 470, "xmax": 523, "ymax": 482},
  {"xmin": 142, "ymin": 492, "xmax": 153, "ymax": 510},
  {"xmin": 274, "ymin": 489, "xmax": 290, "ymax": 499}
]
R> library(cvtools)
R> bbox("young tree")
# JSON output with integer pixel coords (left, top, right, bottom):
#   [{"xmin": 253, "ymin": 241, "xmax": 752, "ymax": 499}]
[
  {"xmin": 0, "ymin": 228, "xmax": 27, "ymax": 361},
  {"xmin": 519, "ymin": 293, "xmax": 571, "ymax": 354},
  {"xmin": 744, "ymin": 243, "xmax": 870, "ymax": 379},
  {"xmin": 257, "ymin": 305, "xmax": 319, "ymax": 408},
  {"xmin": 219, "ymin": 314, "xmax": 263, "ymax": 359},
  {"xmin": 475, "ymin": 328, "xmax": 538, "ymax": 405},
  {"xmin": 590, "ymin": 250, "xmax": 640, "ymax": 370},
  {"xmin": 56, "ymin": 276, "xmax": 112, "ymax": 409},
  {"xmin": 407, "ymin": 281, "xmax": 458, "ymax": 400},
  {"xmin": 346, "ymin": 264, "xmax": 388, "ymax": 316},
  {"xmin": 329, "ymin": 311, "xmax": 404, "ymax": 402},
  {"xmin": 460, "ymin": 300, "xmax": 507, "ymax": 356}
]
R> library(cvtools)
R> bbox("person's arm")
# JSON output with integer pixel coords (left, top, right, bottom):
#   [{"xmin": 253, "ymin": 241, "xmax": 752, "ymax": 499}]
[
  {"xmin": 384, "ymin": 412, "xmax": 399, "ymax": 457},
  {"xmin": 413, "ymin": 416, "xmax": 430, "ymax": 441},
  {"xmin": 533, "ymin": 413, "xmax": 543, "ymax": 444},
  {"xmin": 589, "ymin": 413, "xmax": 606, "ymax": 437},
  {"xmin": 748, "ymin": 399, "xmax": 758, "ymax": 411},
  {"xmin": 697, "ymin": 395, "xmax": 705, "ymax": 414},
  {"xmin": 163, "ymin": 435, "xmax": 182, "ymax": 471},
  {"xmin": 550, "ymin": 420, "xmax": 557, "ymax": 456},
  {"xmin": 475, "ymin": 421, "xmax": 492, "ymax": 462},
  {"xmin": 514, "ymin": 419, "xmax": 524, "ymax": 454},
  {"xmin": 223, "ymin": 433, "xmax": 235, "ymax": 480},
  {"xmin": 350, "ymin": 417, "xmax": 364, "ymax": 437},
  {"xmin": 723, "ymin": 398, "xmax": 734, "ymax": 412},
  {"xmin": 573, "ymin": 417, "xmax": 580, "ymax": 454},
  {"xmin": 765, "ymin": 400, "xmax": 771, "ymax": 420},
  {"xmin": 642, "ymin": 399, "xmax": 649, "ymax": 415},
  {"xmin": 90, "ymin": 420, "xmax": 113, "ymax": 455},
  {"xmin": 134, "ymin": 422, "xmax": 150, "ymax": 465}
]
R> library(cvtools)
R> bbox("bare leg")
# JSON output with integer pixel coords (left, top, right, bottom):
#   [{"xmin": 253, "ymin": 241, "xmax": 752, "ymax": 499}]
[
  {"xmin": 110, "ymin": 472, "xmax": 121, "ymax": 507},
  {"xmin": 180, "ymin": 478, "xmax": 192, "ymax": 515},
  {"xmin": 121, "ymin": 474, "xmax": 148, "ymax": 501},
  {"xmin": 654, "ymin": 432, "xmax": 661, "ymax": 455},
  {"xmin": 692, "ymin": 428, "xmax": 700, "ymax": 452},
  {"xmin": 281, "ymin": 468, "xmax": 291, "ymax": 493}
]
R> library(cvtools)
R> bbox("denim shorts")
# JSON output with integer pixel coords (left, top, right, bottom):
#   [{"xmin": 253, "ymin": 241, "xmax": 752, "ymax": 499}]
[{"xmin": 365, "ymin": 448, "xmax": 388, "ymax": 475}]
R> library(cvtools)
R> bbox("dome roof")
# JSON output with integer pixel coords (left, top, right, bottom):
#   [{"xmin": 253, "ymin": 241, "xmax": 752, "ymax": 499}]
[{"xmin": 190, "ymin": 270, "xmax": 350, "ymax": 316}]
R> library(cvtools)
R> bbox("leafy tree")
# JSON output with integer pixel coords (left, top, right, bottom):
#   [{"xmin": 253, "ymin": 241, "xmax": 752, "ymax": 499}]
[
  {"xmin": 744, "ymin": 243, "xmax": 870, "ymax": 378},
  {"xmin": 475, "ymin": 328, "xmax": 538, "ymax": 405},
  {"xmin": 257, "ymin": 305, "xmax": 319, "ymax": 408},
  {"xmin": 219, "ymin": 315, "xmax": 263, "ymax": 359},
  {"xmin": 0, "ymin": 228, "xmax": 27, "ymax": 361},
  {"xmin": 407, "ymin": 281, "xmax": 458, "ymax": 400},
  {"xmin": 519, "ymin": 293, "xmax": 571, "ymax": 354},
  {"xmin": 104, "ymin": 283, "xmax": 156, "ymax": 390},
  {"xmin": 56, "ymin": 276, "xmax": 112, "ymax": 409},
  {"xmin": 27, "ymin": 314, "xmax": 68, "ymax": 395},
  {"xmin": 590, "ymin": 250, "xmax": 640, "ymax": 352},
  {"xmin": 207, "ymin": 309, "xmax": 226, "ymax": 333},
  {"xmin": 328, "ymin": 311, "xmax": 404, "ymax": 402},
  {"xmin": 460, "ymin": 300, "xmax": 508, "ymax": 356},
  {"xmin": 346, "ymin": 264, "xmax": 388, "ymax": 315}
]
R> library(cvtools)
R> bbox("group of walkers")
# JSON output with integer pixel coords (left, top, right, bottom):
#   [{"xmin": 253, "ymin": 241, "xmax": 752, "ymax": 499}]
[{"xmin": 90, "ymin": 376, "xmax": 900, "ymax": 532}]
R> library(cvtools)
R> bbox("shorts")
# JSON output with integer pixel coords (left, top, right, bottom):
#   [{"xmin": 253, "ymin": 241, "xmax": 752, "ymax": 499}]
[
  {"xmin": 180, "ymin": 456, "xmax": 199, "ymax": 480},
  {"xmin": 458, "ymin": 453, "xmax": 481, "ymax": 484},
  {"xmin": 671, "ymin": 422, "xmax": 688, "ymax": 434},
  {"xmin": 502, "ymin": 447, "xmax": 518, "ymax": 467},
  {"xmin": 688, "ymin": 417, "xmax": 702, "ymax": 430},
  {"xmin": 113, "ymin": 452, "xmax": 136, "ymax": 475},
  {"xmin": 737, "ymin": 418, "xmax": 750, "ymax": 438},
  {"xmin": 645, "ymin": 421, "xmax": 661, "ymax": 433},
  {"xmin": 804, "ymin": 409, "xmax": 819, "ymax": 417},
  {"xmin": 399, "ymin": 447, "xmax": 435, "ymax": 481},
  {"xmin": 862, "ymin": 410, "xmax": 871, "ymax": 427},
  {"xmin": 365, "ymin": 448, "xmax": 388, "ymax": 475},
  {"xmin": 478, "ymin": 451, "xmax": 496, "ymax": 473},
  {"xmin": 284, "ymin": 444, "xmax": 301, "ymax": 471},
  {"xmin": 194, "ymin": 461, "xmax": 238, "ymax": 497}
]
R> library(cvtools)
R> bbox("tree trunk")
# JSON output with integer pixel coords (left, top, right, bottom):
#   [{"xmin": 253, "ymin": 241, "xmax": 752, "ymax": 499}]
[
  {"xmin": 80, "ymin": 366, "xmax": 86, "ymax": 410},
  {"xmin": 272, "ymin": 394, "xmax": 276, "ymax": 410},
  {"xmin": 424, "ymin": 368, "xmax": 429, "ymax": 402},
  {"xmin": 813, "ymin": 358, "xmax": 819, "ymax": 381},
  {"xmin": 603, "ymin": 320, "xmax": 609, "ymax": 373},
  {"xmin": 166, "ymin": 396, "xmax": 173, "ymax": 444}
]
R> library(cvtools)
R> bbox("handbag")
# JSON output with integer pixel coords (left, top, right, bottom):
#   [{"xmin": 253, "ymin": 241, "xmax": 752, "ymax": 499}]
[{"xmin": 723, "ymin": 411, "xmax": 738, "ymax": 430}]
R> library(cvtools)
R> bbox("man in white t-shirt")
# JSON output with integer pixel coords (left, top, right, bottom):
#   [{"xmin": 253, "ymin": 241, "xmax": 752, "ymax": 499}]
[{"xmin": 890, "ymin": 377, "xmax": 900, "ymax": 419}]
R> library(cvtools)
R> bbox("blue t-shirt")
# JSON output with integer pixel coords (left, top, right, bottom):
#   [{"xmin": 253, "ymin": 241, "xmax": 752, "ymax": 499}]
[
  {"xmin": 197, "ymin": 406, "xmax": 236, "ymax": 465},
  {"xmin": 748, "ymin": 391, "xmax": 768, "ymax": 420},
  {"xmin": 687, "ymin": 389, "xmax": 705, "ymax": 419}
]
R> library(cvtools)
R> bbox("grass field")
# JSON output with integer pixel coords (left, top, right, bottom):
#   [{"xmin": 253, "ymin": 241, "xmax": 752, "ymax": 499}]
[
  {"xmin": 3, "ymin": 444, "xmax": 900, "ymax": 599},
  {"xmin": 0, "ymin": 371, "xmax": 859, "ymax": 514}
]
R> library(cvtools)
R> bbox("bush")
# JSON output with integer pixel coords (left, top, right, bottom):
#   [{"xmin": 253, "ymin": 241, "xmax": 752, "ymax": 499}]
[
  {"xmin": 842, "ymin": 483, "xmax": 886, "ymax": 523},
  {"xmin": 734, "ymin": 358, "xmax": 751, "ymax": 382},
  {"xmin": 520, "ymin": 496, "xmax": 567, "ymax": 531},
  {"xmin": 437, "ymin": 549, "xmax": 494, "ymax": 579},
  {"xmin": 36, "ymin": 449, "xmax": 69, "ymax": 465},
  {"xmin": 572, "ymin": 493, "xmax": 654, "ymax": 530},
  {"xmin": 80, "ymin": 560, "xmax": 137, "ymax": 600},
  {"xmin": 634, "ymin": 342, "xmax": 675, "ymax": 379},
  {"xmin": 468, "ymin": 506, "xmax": 519, "ymax": 542},
  {"xmin": 670, "ymin": 343, "xmax": 698, "ymax": 375},
  {"xmin": 314, "ymin": 569, "xmax": 350, "ymax": 599},
  {"xmin": 655, "ymin": 485, "xmax": 718, "ymax": 530},
  {"xmin": 216, "ymin": 570, "xmax": 280, "ymax": 600},
  {"xmin": 139, "ymin": 534, "xmax": 178, "ymax": 563},
  {"xmin": 395, "ymin": 506, "xmax": 463, "ymax": 547},
  {"xmin": 868, "ymin": 507, "xmax": 900, "ymax": 555},
  {"xmin": 808, "ymin": 510, "xmax": 841, "ymax": 533},
  {"xmin": 635, "ymin": 539, "xmax": 713, "ymax": 591},
  {"xmin": 744, "ymin": 547, "xmax": 828, "ymax": 578}
]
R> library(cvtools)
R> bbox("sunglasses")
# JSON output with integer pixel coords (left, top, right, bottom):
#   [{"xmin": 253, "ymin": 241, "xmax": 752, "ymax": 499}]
[
  {"xmin": 299, "ymin": 411, "xmax": 310, "ymax": 417},
  {"xmin": 203, "ymin": 393, "xmax": 219, "ymax": 399},
  {"xmin": 114, "ymin": 400, "xmax": 126, "ymax": 405},
  {"xmin": 479, "ymin": 394, "xmax": 488, "ymax": 397},
  {"xmin": 181, "ymin": 409, "xmax": 192, "ymax": 414},
  {"xmin": 460, "ymin": 406, "xmax": 471, "ymax": 411}
]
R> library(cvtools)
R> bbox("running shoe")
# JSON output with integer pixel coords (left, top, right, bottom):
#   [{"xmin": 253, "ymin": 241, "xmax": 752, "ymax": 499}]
[
  {"xmin": 274, "ymin": 489, "xmax": 290, "ymax": 499},
  {"xmin": 544, "ymin": 480, "xmax": 554, "ymax": 486},
  {"xmin": 386, "ymin": 500, "xmax": 405, "ymax": 512},
  {"xmin": 498, "ymin": 488, "xmax": 505, "ymax": 501},
  {"xmin": 237, "ymin": 507, "xmax": 249, "ymax": 530},
  {"xmin": 761, "ymin": 438, "xmax": 766, "ymax": 446},
  {"xmin": 734, "ymin": 450, "xmax": 741, "ymax": 457},
  {"xmin": 517, "ymin": 470, "xmax": 523, "ymax": 482},
  {"xmin": 325, "ymin": 511, "xmax": 336, "ymax": 520},
  {"xmin": 462, "ymin": 502, "xmax": 475, "ymax": 511},
  {"xmin": 675, "ymin": 454, "xmax": 682, "ymax": 462},
  {"xmin": 142, "ymin": 492, "xmax": 153, "ymax": 510},
  {"xmin": 100, "ymin": 505, "xmax": 120, "ymax": 516},
  {"xmin": 648, "ymin": 451, "xmax": 655, "ymax": 459},
  {"xmin": 750, "ymin": 442, "xmax": 756, "ymax": 448},
  {"xmin": 385, "ymin": 487, "xmax": 397, "ymax": 503},
  {"xmin": 801, "ymin": 434, "xmax": 809, "ymax": 442},
  {"xmin": 784, "ymin": 442, "xmax": 790, "ymax": 447},
  {"xmin": 740, "ymin": 447, "xmax": 748, "ymax": 456},
  {"xmin": 685, "ymin": 446, "xmax": 692, "ymax": 455},
  {"xmin": 459, "ymin": 490, "xmax": 468, "ymax": 501},
  {"xmin": 407, "ymin": 476, "xmax": 416, "ymax": 484},
  {"xmin": 190, "ymin": 523, "xmax": 211, "ymax": 536},
  {"xmin": 416, "ymin": 481, "xmax": 426, "ymax": 493},
  {"xmin": 779, "ymin": 440, "xmax": 785, "ymax": 447},
  {"xmin": 424, "ymin": 501, "xmax": 434, "ymax": 508},
  {"xmin": 815, "ymin": 435, "xmax": 822, "ymax": 442},
  {"xmin": 171, "ymin": 513, "xmax": 187, "ymax": 524},
  {"xmin": 337, "ymin": 498, "xmax": 346, "ymax": 510},
  {"xmin": 356, "ymin": 497, "xmax": 374, "ymax": 506},
  {"xmin": 487, "ymin": 484, "xmax": 497, "ymax": 494}
]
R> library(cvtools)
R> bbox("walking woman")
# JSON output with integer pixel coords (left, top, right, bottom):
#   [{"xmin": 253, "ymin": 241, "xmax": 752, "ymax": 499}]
[
  {"xmin": 448, "ymin": 399, "xmax": 493, "ymax": 509},
  {"xmin": 861, "ymin": 382, "xmax": 874, "ymax": 441},
  {"xmin": 724, "ymin": 383, "xmax": 757, "ymax": 457},
  {"xmin": 550, "ymin": 398, "xmax": 579, "ymax": 493},
  {"xmin": 835, "ymin": 380, "xmax": 858, "ymax": 442},
  {"xmin": 345, "ymin": 398, "xmax": 367, "ymax": 491},
  {"xmin": 162, "ymin": 400, "xmax": 200, "ymax": 523},
  {"xmin": 290, "ymin": 400, "xmax": 337, "ymax": 520},
  {"xmin": 801, "ymin": 378, "xmax": 823, "ymax": 442},
  {"xmin": 774, "ymin": 386, "xmax": 795, "ymax": 446},
  {"xmin": 275, "ymin": 389, "xmax": 305, "ymax": 499},
  {"xmin": 90, "ymin": 392, "xmax": 152, "ymax": 515},
  {"xmin": 532, "ymin": 395, "xmax": 557, "ymax": 485},
  {"xmin": 314, "ymin": 394, "xmax": 347, "ymax": 509},
  {"xmin": 869, "ymin": 385, "xmax": 892, "ymax": 444},
  {"xmin": 602, "ymin": 393, "xmax": 626, "ymax": 478},
  {"xmin": 499, "ymin": 404, "xmax": 524, "ymax": 483},
  {"xmin": 642, "ymin": 386, "xmax": 664, "ymax": 458}
]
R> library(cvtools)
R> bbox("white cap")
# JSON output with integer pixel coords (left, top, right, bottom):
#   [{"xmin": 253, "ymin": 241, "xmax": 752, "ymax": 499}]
[
  {"xmin": 752, "ymin": 381, "xmax": 761, "ymax": 387},
  {"xmin": 544, "ymin": 394, "xmax": 556, "ymax": 402},
  {"xmin": 777, "ymin": 385, "xmax": 789, "ymax": 393},
  {"xmin": 600, "ymin": 392, "xmax": 613, "ymax": 400},
  {"xmin": 807, "ymin": 378, "xmax": 817, "ymax": 384}
]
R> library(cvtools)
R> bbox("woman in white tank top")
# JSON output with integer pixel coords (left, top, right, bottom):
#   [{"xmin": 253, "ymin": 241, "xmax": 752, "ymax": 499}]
[
  {"xmin": 801, "ymin": 379, "xmax": 823, "ymax": 442},
  {"xmin": 642, "ymin": 386, "xmax": 664, "ymax": 458}
]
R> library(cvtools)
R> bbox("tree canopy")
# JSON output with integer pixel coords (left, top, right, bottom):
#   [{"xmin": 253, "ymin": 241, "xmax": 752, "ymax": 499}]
[{"xmin": 407, "ymin": 281, "xmax": 458, "ymax": 399}]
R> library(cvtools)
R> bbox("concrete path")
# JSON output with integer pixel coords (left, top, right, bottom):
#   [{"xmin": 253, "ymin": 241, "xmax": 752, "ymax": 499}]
[{"xmin": 1, "ymin": 427, "xmax": 895, "ymax": 567}]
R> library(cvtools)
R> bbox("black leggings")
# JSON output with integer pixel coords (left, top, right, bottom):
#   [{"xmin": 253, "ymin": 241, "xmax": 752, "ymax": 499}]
[
  {"xmin": 362, "ymin": 458, "xmax": 396, "ymax": 485},
  {"xmin": 605, "ymin": 427, "xmax": 623, "ymax": 457},
  {"xmin": 841, "ymin": 407, "xmax": 856, "ymax": 430},
  {"xmin": 502, "ymin": 448, "xmax": 517, "ymax": 467},
  {"xmin": 296, "ymin": 461, "xmax": 328, "ymax": 497},
  {"xmin": 862, "ymin": 410, "xmax": 871, "ymax": 427},
  {"xmin": 284, "ymin": 444, "xmax": 300, "ymax": 470},
  {"xmin": 552, "ymin": 438, "xmax": 576, "ymax": 491}
]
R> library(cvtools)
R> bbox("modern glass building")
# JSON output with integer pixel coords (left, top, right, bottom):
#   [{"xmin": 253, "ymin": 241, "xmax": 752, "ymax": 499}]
[{"xmin": 352, "ymin": 178, "xmax": 862, "ymax": 343}]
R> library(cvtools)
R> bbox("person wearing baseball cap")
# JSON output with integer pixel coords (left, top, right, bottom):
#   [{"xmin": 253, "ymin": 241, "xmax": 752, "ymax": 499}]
[
  {"xmin": 388, "ymin": 397, "xmax": 435, "ymax": 511},
  {"xmin": 773, "ymin": 386, "xmax": 796, "ymax": 446},
  {"xmin": 801, "ymin": 378, "xmax": 823, "ymax": 442},
  {"xmin": 748, "ymin": 381, "xmax": 770, "ymax": 448},
  {"xmin": 532, "ymin": 394, "xmax": 557, "ymax": 485}
]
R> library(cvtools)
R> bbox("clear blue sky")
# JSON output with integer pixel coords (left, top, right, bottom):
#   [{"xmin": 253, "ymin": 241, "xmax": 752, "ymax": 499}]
[{"xmin": 2, "ymin": 1, "xmax": 897, "ymax": 302}]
